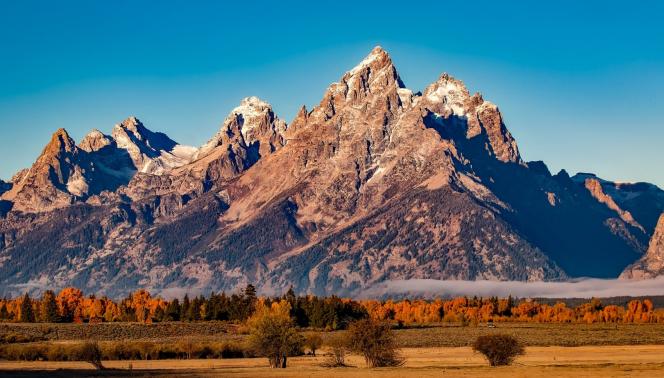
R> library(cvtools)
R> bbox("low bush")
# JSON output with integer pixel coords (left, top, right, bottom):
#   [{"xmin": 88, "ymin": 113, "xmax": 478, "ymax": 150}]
[
  {"xmin": 472, "ymin": 334, "xmax": 525, "ymax": 366},
  {"xmin": 78, "ymin": 342, "xmax": 103, "ymax": 369},
  {"xmin": 0, "ymin": 340, "xmax": 253, "ymax": 362},
  {"xmin": 0, "ymin": 332, "xmax": 45, "ymax": 344}
]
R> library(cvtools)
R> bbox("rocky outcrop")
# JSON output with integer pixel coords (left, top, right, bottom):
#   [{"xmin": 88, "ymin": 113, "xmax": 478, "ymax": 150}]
[{"xmin": 621, "ymin": 213, "xmax": 664, "ymax": 278}]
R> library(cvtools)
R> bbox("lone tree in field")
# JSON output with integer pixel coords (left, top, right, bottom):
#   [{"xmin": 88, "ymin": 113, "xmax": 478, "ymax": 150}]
[
  {"xmin": 472, "ymin": 334, "xmax": 524, "ymax": 366},
  {"xmin": 305, "ymin": 333, "xmax": 323, "ymax": 356},
  {"xmin": 248, "ymin": 300, "xmax": 304, "ymax": 368},
  {"xmin": 346, "ymin": 318, "xmax": 404, "ymax": 367}
]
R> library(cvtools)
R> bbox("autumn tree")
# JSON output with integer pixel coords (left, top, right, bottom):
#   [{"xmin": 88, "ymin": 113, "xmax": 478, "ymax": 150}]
[
  {"xmin": 56, "ymin": 287, "xmax": 83, "ymax": 322},
  {"xmin": 248, "ymin": 300, "xmax": 304, "ymax": 368}
]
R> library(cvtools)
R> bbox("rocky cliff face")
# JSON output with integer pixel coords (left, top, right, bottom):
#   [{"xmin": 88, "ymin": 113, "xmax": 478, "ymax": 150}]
[
  {"xmin": 0, "ymin": 180, "xmax": 10, "ymax": 196},
  {"xmin": 0, "ymin": 46, "xmax": 661, "ymax": 297},
  {"xmin": 621, "ymin": 213, "xmax": 664, "ymax": 278}
]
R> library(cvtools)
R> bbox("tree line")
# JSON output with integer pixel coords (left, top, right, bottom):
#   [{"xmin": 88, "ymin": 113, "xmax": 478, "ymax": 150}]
[
  {"xmin": 1, "ymin": 287, "xmax": 663, "ymax": 325},
  {"xmin": 0, "ymin": 285, "xmax": 367, "ymax": 329}
]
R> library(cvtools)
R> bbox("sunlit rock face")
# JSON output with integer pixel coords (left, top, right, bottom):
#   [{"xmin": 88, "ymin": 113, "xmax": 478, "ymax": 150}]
[{"xmin": 0, "ymin": 47, "xmax": 662, "ymax": 298}]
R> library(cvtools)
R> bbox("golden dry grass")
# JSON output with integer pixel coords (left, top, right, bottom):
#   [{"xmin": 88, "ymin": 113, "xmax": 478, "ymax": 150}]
[{"xmin": 1, "ymin": 345, "xmax": 663, "ymax": 377}]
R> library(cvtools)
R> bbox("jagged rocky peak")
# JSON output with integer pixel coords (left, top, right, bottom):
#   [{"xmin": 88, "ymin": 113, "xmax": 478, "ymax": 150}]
[
  {"xmin": 111, "ymin": 116, "xmax": 196, "ymax": 174},
  {"xmin": 43, "ymin": 128, "xmax": 78, "ymax": 156},
  {"xmin": 1, "ymin": 127, "xmax": 89, "ymax": 212},
  {"xmin": 309, "ymin": 46, "xmax": 408, "ymax": 123},
  {"xmin": 111, "ymin": 116, "xmax": 158, "ymax": 150},
  {"xmin": 79, "ymin": 129, "xmax": 113, "ymax": 152},
  {"xmin": 195, "ymin": 96, "xmax": 286, "ymax": 161},
  {"xmin": 232, "ymin": 96, "xmax": 287, "ymax": 146}
]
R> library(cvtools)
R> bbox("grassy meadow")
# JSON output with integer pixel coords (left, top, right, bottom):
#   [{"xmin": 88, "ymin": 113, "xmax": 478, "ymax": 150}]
[{"xmin": 2, "ymin": 322, "xmax": 664, "ymax": 376}]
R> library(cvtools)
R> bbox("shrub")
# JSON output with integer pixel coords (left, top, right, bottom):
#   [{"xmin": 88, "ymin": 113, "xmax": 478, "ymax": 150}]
[
  {"xmin": 77, "ymin": 342, "xmax": 103, "ymax": 370},
  {"xmin": 472, "ymin": 334, "xmax": 525, "ymax": 366},
  {"xmin": 321, "ymin": 334, "xmax": 348, "ymax": 367},
  {"xmin": 0, "ymin": 344, "xmax": 47, "ymax": 361},
  {"xmin": 0, "ymin": 340, "xmax": 253, "ymax": 362},
  {"xmin": 346, "ymin": 319, "xmax": 404, "ymax": 367},
  {"xmin": 219, "ymin": 342, "xmax": 248, "ymax": 358},
  {"xmin": 0, "ymin": 332, "xmax": 44, "ymax": 344}
]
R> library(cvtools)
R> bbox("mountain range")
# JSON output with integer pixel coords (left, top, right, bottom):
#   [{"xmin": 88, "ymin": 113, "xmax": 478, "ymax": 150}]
[{"xmin": 1, "ymin": 46, "xmax": 663, "ymax": 297}]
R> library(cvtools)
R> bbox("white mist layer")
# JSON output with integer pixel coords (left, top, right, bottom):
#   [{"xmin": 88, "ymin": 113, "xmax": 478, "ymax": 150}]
[{"xmin": 359, "ymin": 277, "xmax": 664, "ymax": 299}]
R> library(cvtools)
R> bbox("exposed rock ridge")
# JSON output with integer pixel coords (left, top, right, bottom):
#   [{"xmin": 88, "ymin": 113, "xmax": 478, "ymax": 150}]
[{"xmin": 584, "ymin": 177, "xmax": 645, "ymax": 232}]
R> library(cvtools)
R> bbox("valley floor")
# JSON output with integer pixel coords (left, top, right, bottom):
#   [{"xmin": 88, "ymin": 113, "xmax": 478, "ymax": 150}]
[{"xmin": 1, "ymin": 345, "xmax": 664, "ymax": 377}]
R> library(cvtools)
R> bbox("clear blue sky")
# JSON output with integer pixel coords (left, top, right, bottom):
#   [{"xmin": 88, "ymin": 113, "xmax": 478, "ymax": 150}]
[{"xmin": 1, "ymin": 1, "xmax": 663, "ymax": 186}]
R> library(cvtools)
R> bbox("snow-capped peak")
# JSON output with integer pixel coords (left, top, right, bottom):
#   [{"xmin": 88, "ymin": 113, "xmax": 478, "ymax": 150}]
[
  {"xmin": 194, "ymin": 96, "xmax": 286, "ymax": 161},
  {"xmin": 423, "ymin": 73, "xmax": 471, "ymax": 116},
  {"xmin": 109, "ymin": 116, "xmax": 196, "ymax": 174}
]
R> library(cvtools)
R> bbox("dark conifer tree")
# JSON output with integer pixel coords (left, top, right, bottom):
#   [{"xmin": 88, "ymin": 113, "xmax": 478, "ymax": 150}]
[
  {"xmin": 181, "ymin": 294, "xmax": 191, "ymax": 321},
  {"xmin": 165, "ymin": 298, "xmax": 181, "ymax": 321},
  {"xmin": 19, "ymin": 293, "xmax": 35, "ymax": 323},
  {"xmin": 40, "ymin": 290, "xmax": 59, "ymax": 322}
]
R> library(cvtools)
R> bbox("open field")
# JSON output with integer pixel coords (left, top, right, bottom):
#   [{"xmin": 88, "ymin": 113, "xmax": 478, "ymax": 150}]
[
  {"xmin": 1, "ymin": 346, "xmax": 664, "ymax": 377},
  {"xmin": 3, "ymin": 322, "xmax": 664, "ymax": 376},
  {"xmin": 3, "ymin": 322, "xmax": 664, "ymax": 346}
]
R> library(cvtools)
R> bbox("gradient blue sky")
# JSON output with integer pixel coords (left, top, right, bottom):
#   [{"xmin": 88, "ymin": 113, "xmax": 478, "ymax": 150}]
[{"xmin": 1, "ymin": 1, "xmax": 662, "ymax": 186}]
